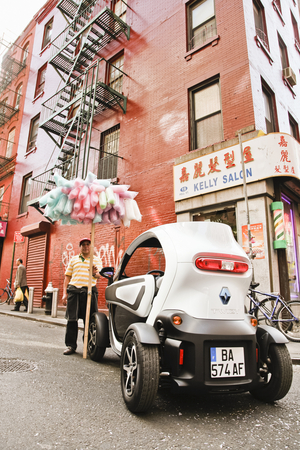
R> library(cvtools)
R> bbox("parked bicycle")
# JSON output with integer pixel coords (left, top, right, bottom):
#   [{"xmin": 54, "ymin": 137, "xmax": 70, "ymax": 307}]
[
  {"xmin": 0, "ymin": 279, "xmax": 15, "ymax": 305},
  {"xmin": 248, "ymin": 281, "xmax": 300, "ymax": 342}
]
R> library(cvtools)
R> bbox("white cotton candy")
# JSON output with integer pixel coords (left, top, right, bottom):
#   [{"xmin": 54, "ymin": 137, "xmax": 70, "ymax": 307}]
[
  {"xmin": 106, "ymin": 187, "xmax": 115, "ymax": 205},
  {"xmin": 132, "ymin": 200, "xmax": 142, "ymax": 222},
  {"xmin": 99, "ymin": 191, "xmax": 107, "ymax": 210}
]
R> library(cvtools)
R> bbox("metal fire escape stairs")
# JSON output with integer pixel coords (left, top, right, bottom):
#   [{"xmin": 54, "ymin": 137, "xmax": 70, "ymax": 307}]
[{"xmin": 28, "ymin": 0, "xmax": 130, "ymax": 215}]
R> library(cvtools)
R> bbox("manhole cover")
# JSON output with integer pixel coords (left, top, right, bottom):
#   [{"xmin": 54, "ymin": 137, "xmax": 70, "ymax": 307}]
[{"xmin": 0, "ymin": 358, "xmax": 37, "ymax": 373}]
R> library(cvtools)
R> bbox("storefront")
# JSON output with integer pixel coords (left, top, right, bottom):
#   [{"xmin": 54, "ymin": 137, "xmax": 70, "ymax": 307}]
[{"xmin": 173, "ymin": 131, "xmax": 300, "ymax": 301}]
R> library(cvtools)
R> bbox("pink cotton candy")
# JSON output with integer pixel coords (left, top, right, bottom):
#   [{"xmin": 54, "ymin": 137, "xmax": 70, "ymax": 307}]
[
  {"xmin": 83, "ymin": 218, "xmax": 92, "ymax": 225},
  {"xmin": 77, "ymin": 207, "xmax": 86, "ymax": 221},
  {"xmin": 119, "ymin": 190, "xmax": 138, "ymax": 199},
  {"xmin": 90, "ymin": 190, "xmax": 99, "ymax": 207},
  {"xmin": 109, "ymin": 208, "xmax": 119, "ymax": 223},
  {"xmin": 61, "ymin": 187, "xmax": 71, "ymax": 195},
  {"xmin": 102, "ymin": 211, "xmax": 111, "ymax": 223},
  {"xmin": 113, "ymin": 193, "xmax": 125, "ymax": 216},
  {"xmin": 70, "ymin": 210, "xmax": 80, "ymax": 221},
  {"xmin": 86, "ymin": 206, "xmax": 96, "ymax": 220},
  {"xmin": 73, "ymin": 198, "xmax": 82, "ymax": 213},
  {"xmin": 83, "ymin": 193, "xmax": 91, "ymax": 212},
  {"xmin": 96, "ymin": 204, "xmax": 103, "ymax": 215},
  {"xmin": 78, "ymin": 185, "xmax": 89, "ymax": 200},
  {"xmin": 90, "ymin": 183, "xmax": 106, "ymax": 193},
  {"xmin": 68, "ymin": 186, "xmax": 80, "ymax": 199},
  {"xmin": 111, "ymin": 185, "xmax": 130, "ymax": 193},
  {"xmin": 103, "ymin": 203, "xmax": 112, "ymax": 212}
]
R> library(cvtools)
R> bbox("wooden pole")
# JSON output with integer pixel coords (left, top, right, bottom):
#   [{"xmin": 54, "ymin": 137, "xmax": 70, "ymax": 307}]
[{"xmin": 83, "ymin": 222, "xmax": 95, "ymax": 359}]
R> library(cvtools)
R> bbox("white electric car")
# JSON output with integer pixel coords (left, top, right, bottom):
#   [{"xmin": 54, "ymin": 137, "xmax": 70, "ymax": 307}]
[{"xmin": 88, "ymin": 222, "xmax": 293, "ymax": 413}]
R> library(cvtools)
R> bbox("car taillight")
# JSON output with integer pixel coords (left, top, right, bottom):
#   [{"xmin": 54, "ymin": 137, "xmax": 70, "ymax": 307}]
[{"xmin": 195, "ymin": 257, "xmax": 249, "ymax": 273}]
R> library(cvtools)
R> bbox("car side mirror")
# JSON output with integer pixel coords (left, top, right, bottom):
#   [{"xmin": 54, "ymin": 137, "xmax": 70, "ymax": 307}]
[{"xmin": 100, "ymin": 267, "xmax": 114, "ymax": 285}]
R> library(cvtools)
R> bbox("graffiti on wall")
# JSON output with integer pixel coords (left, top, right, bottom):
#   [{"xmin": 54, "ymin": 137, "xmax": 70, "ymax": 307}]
[{"xmin": 62, "ymin": 242, "xmax": 124, "ymax": 269}]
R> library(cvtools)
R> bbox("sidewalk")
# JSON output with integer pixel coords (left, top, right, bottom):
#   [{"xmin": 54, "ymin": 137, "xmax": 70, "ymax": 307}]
[{"xmin": 0, "ymin": 302, "xmax": 299, "ymax": 364}]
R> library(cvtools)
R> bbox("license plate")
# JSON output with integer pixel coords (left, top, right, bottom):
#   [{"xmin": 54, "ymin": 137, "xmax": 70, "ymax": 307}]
[{"xmin": 210, "ymin": 347, "xmax": 245, "ymax": 378}]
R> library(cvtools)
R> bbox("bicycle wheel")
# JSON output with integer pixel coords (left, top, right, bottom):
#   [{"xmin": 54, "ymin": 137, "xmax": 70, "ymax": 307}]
[
  {"xmin": 0, "ymin": 289, "xmax": 9, "ymax": 304},
  {"xmin": 277, "ymin": 301, "xmax": 300, "ymax": 342},
  {"xmin": 254, "ymin": 298, "xmax": 277, "ymax": 327}
]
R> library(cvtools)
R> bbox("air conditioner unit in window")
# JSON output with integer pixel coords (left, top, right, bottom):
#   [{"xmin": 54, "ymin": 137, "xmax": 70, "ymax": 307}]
[{"xmin": 283, "ymin": 67, "xmax": 297, "ymax": 86}]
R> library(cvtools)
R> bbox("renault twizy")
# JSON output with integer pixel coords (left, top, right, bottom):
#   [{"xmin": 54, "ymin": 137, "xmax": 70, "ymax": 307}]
[{"xmin": 88, "ymin": 222, "xmax": 293, "ymax": 412}]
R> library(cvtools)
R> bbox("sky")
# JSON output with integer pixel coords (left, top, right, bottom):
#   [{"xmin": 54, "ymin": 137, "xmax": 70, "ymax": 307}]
[{"xmin": 0, "ymin": 0, "xmax": 48, "ymax": 59}]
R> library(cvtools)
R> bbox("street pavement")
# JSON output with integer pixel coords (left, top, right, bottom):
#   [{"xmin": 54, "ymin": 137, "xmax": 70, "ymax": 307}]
[{"xmin": 0, "ymin": 302, "xmax": 300, "ymax": 364}]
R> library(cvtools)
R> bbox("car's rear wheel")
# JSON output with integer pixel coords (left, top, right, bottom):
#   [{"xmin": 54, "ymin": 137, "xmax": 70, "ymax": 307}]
[
  {"xmin": 250, "ymin": 344, "xmax": 293, "ymax": 402},
  {"xmin": 121, "ymin": 330, "xmax": 159, "ymax": 413},
  {"xmin": 88, "ymin": 314, "xmax": 107, "ymax": 362}
]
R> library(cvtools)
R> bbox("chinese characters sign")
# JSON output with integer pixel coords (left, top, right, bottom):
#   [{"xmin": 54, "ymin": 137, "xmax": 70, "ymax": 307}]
[{"xmin": 174, "ymin": 133, "xmax": 299, "ymax": 201}]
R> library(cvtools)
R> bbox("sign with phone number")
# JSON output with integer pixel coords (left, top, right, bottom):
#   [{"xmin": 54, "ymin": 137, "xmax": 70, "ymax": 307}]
[{"xmin": 210, "ymin": 347, "xmax": 245, "ymax": 378}]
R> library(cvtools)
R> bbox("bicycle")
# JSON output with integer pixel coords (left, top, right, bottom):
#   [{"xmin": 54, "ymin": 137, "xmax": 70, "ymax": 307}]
[
  {"xmin": 0, "ymin": 279, "xmax": 15, "ymax": 305},
  {"xmin": 247, "ymin": 281, "xmax": 300, "ymax": 342}
]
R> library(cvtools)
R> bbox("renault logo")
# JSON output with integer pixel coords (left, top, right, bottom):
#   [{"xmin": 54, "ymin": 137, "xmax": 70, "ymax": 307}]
[{"xmin": 219, "ymin": 287, "xmax": 231, "ymax": 305}]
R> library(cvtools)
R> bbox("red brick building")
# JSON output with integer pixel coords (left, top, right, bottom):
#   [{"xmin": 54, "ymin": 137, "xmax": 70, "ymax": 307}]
[{"xmin": 1, "ymin": 0, "xmax": 299, "ymax": 307}]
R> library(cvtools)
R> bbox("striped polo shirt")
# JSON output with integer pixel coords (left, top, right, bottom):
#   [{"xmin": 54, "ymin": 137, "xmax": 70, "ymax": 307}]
[{"xmin": 65, "ymin": 254, "xmax": 103, "ymax": 288}]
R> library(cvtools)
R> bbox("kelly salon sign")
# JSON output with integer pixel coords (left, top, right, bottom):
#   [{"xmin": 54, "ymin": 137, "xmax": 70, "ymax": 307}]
[{"xmin": 174, "ymin": 133, "xmax": 300, "ymax": 201}]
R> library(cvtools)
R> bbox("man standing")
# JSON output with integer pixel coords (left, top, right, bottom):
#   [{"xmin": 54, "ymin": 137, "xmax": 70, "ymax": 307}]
[
  {"xmin": 62, "ymin": 237, "xmax": 102, "ymax": 355},
  {"xmin": 12, "ymin": 258, "xmax": 28, "ymax": 312}
]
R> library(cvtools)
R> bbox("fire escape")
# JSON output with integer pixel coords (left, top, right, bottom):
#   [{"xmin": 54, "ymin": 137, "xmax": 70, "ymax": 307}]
[
  {"xmin": 0, "ymin": 44, "xmax": 26, "ymax": 220},
  {"xmin": 28, "ymin": 0, "xmax": 130, "ymax": 212}
]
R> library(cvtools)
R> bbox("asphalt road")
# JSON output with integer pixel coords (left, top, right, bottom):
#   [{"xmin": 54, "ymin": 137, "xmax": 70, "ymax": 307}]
[{"xmin": 0, "ymin": 314, "xmax": 299, "ymax": 450}]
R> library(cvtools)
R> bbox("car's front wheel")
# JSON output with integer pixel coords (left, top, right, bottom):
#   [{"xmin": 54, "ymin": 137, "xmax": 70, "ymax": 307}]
[
  {"xmin": 250, "ymin": 344, "xmax": 293, "ymax": 402},
  {"xmin": 121, "ymin": 330, "xmax": 159, "ymax": 413}
]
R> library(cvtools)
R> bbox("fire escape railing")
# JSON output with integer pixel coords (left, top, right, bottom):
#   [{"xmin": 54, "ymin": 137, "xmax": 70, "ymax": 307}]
[
  {"xmin": 0, "ymin": 55, "xmax": 26, "ymax": 95},
  {"xmin": 28, "ymin": 1, "xmax": 130, "ymax": 213}
]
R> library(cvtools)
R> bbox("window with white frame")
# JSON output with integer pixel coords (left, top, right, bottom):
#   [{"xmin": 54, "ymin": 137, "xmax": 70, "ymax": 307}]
[
  {"xmin": 289, "ymin": 113, "xmax": 299, "ymax": 141},
  {"xmin": 188, "ymin": 0, "xmax": 217, "ymax": 50},
  {"xmin": 114, "ymin": 0, "xmax": 127, "ymax": 22},
  {"xmin": 262, "ymin": 80, "xmax": 278, "ymax": 133},
  {"xmin": 14, "ymin": 84, "xmax": 22, "ymax": 109},
  {"xmin": 6, "ymin": 128, "xmax": 15, "ymax": 158},
  {"xmin": 253, "ymin": 0, "xmax": 269, "ymax": 50},
  {"xmin": 42, "ymin": 18, "xmax": 53, "ymax": 49},
  {"xmin": 108, "ymin": 53, "xmax": 124, "ymax": 94},
  {"xmin": 27, "ymin": 114, "xmax": 40, "ymax": 152},
  {"xmin": 190, "ymin": 78, "xmax": 223, "ymax": 150},
  {"xmin": 19, "ymin": 173, "xmax": 32, "ymax": 214}
]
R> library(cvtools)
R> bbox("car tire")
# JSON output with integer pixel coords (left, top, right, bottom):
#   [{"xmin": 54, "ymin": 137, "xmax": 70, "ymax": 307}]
[
  {"xmin": 88, "ymin": 313, "xmax": 107, "ymax": 362},
  {"xmin": 250, "ymin": 344, "xmax": 293, "ymax": 402},
  {"xmin": 121, "ymin": 330, "xmax": 159, "ymax": 413}
]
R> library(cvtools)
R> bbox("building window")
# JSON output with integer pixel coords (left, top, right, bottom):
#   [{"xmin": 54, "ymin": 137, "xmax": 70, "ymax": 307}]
[
  {"xmin": 35, "ymin": 64, "xmax": 47, "ymax": 98},
  {"xmin": 291, "ymin": 12, "xmax": 300, "ymax": 48},
  {"xmin": 22, "ymin": 42, "xmax": 29, "ymax": 65},
  {"xmin": 27, "ymin": 114, "xmax": 40, "ymax": 152},
  {"xmin": 108, "ymin": 53, "xmax": 124, "ymax": 94},
  {"xmin": 273, "ymin": 0, "xmax": 282, "ymax": 13},
  {"xmin": 14, "ymin": 84, "xmax": 23, "ymax": 109},
  {"xmin": 262, "ymin": 80, "xmax": 278, "ymax": 133},
  {"xmin": 19, "ymin": 173, "xmax": 32, "ymax": 214},
  {"xmin": 253, "ymin": 0, "xmax": 269, "ymax": 51},
  {"xmin": 190, "ymin": 78, "xmax": 223, "ymax": 150},
  {"xmin": 98, "ymin": 124, "xmax": 120, "ymax": 180},
  {"xmin": 42, "ymin": 18, "xmax": 53, "ymax": 49},
  {"xmin": 193, "ymin": 207, "xmax": 237, "ymax": 240},
  {"xmin": 114, "ymin": 0, "xmax": 127, "ymax": 22},
  {"xmin": 6, "ymin": 128, "xmax": 16, "ymax": 158},
  {"xmin": 278, "ymin": 34, "xmax": 289, "ymax": 69},
  {"xmin": 188, "ymin": 0, "xmax": 217, "ymax": 50},
  {"xmin": 289, "ymin": 114, "xmax": 299, "ymax": 141}
]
